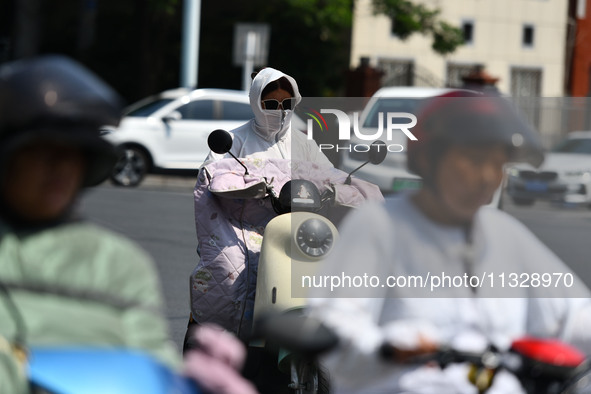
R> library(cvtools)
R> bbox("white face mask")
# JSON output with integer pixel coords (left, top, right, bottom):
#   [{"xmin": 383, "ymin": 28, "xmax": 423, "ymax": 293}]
[{"xmin": 254, "ymin": 108, "xmax": 293, "ymax": 141}]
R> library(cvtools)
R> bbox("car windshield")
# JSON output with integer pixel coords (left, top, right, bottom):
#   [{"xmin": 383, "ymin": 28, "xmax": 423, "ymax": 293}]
[
  {"xmin": 125, "ymin": 98, "xmax": 175, "ymax": 117},
  {"xmin": 552, "ymin": 138, "xmax": 591, "ymax": 154},
  {"xmin": 363, "ymin": 98, "xmax": 422, "ymax": 128}
]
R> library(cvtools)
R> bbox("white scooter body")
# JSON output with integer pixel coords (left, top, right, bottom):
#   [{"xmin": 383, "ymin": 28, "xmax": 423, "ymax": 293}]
[
  {"xmin": 251, "ymin": 208, "xmax": 340, "ymax": 394},
  {"xmin": 252, "ymin": 211, "xmax": 339, "ymax": 327}
]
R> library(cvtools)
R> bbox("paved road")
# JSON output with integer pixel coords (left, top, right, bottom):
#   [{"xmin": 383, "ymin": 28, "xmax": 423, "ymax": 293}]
[
  {"xmin": 78, "ymin": 175, "xmax": 591, "ymax": 352},
  {"xmin": 502, "ymin": 197, "xmax": 591, "ymax": 288}
]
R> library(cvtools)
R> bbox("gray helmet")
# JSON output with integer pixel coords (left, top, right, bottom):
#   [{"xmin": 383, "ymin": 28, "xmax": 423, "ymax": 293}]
[
  {"xmin": 0, "ymin": 55, "xmax": 123, "ymax": 186},
  {"xmin": 407, "ymin": 90, "xmax": 544, "ymax": 179}
]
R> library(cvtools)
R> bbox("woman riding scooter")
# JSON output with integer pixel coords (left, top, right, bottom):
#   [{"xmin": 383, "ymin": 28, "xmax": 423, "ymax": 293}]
[
  {"xmin": 188, "ymin": 68, "xmax": 336, "ymax": 341},
  {"xmin": 186, "ymin": 68, "xmax": 382, "ymax": 393}
]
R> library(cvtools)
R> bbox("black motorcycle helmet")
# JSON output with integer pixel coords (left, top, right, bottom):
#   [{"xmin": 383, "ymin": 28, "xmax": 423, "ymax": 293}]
[
  {"xmin": 407, "ymin": 90, "xmax": 544, "ymax": 187},
  {"xmin": 0, "ymin": 55, "xmax": 123, "ymax": 187}
]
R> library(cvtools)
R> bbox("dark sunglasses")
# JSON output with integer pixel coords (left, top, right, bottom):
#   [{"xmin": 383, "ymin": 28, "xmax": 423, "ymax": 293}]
[{"xmin": 261, "ymin": 98, "xmax": 295, "ymax": 110}]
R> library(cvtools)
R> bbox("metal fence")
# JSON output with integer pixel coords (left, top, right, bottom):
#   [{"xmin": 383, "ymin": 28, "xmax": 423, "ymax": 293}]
[
  {"xmin": 377, "ymin": 62, "xmax": 591, "ymax": 149},
  {"xmin": 513, "ymin": 97, "xmax": 591, "ymax": 148}
]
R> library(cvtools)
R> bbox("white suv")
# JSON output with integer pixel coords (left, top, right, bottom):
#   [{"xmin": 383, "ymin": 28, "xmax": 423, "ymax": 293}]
[
  {"xmin": 338, "ymin": 86, "xmax": 503, "ymax": 207},
  {"xmin": 506, "ymin": 131, "xmax": 591, "ymax": 207},
  {"xmin": 102, "ymin": 88, "xmax": 252, "ymax": 186},
  {"xmin": 339, "ymin": 87, "xmax": 457, "ymax": 193}
]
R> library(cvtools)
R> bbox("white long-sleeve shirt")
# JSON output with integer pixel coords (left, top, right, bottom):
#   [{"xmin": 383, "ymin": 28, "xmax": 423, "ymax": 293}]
[{"xmin": 308, "ymin": 194, "xmax": 591, "ymax": 393}]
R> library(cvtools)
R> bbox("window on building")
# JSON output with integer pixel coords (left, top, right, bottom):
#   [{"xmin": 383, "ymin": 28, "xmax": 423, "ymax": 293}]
[
  {"xmin": 446, "ymin": 63, "xmax": 479, "ymax": 88},
  {"xmin": 522, "ymin": 25, "xmax": 535, "ymax": 47},
  {"xmin": 511, "ymin": 67, "xmax": 542, "ymax": 97},
  {"xmin": 378, "ymin": 59, "xmax": 415, "ymax": 86},
  {"xmin": 462, "ymin": 21, "xmax": 474, "ymax": 44}
]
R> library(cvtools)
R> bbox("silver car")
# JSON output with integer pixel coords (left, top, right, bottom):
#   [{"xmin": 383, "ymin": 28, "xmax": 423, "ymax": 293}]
[{"xmin": 337, "ymin": 86, "xmax": 506, "ymax": 208}]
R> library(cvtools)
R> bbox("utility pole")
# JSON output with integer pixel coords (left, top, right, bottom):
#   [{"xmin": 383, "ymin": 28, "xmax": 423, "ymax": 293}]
[
  {"xmin": 242, "ymin": 31, "xmax": 257, "ymax": 91},
  {"xmin": 181, "ymin": 0, "xmax": 201, "ymax": 89}
]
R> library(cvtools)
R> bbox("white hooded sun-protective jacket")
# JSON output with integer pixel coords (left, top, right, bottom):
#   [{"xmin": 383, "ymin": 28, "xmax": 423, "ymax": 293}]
[{"xmin": 204, "ymin": 67, "xmax": 333, "ymax": 165}]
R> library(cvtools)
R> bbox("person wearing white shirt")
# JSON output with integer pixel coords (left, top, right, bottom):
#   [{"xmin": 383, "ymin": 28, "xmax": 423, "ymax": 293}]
[{"xmin": 307, "ymin": 91, "xmax": 591, "ymax": 393}]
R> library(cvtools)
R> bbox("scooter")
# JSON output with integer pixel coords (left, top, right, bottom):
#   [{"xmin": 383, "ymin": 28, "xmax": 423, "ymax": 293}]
[
  {"xmin": 380, "ymin": 337, "xmax": 591, "ymax": 393},
  {"xmin": 204, "ymin": 129, "xmax": 386, "ymax": 393},
  {"xmin": 27, "ymin": 346, "xmax": 198, "ymax": 394}
]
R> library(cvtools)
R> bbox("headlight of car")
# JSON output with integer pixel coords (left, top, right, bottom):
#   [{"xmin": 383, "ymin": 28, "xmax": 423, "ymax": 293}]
[
  {"xmin": 295, "ymin": 218, "xmax": 334, "ymax": 258},
  {"xmin": 506, "ymin": 167, "xmax": 520, "ymax": 177},
  {"xmin": 99, "ymin": 126, "xmax": 117, "ymax": 136}
]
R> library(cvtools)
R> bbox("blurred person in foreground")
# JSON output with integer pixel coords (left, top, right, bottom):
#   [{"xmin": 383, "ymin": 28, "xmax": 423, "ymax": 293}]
[
  {"xmin": 0, "ymin": 55, "xmax": 256, "ymax": 394},
  {"xmin": 307, "ymin": 91, "xmax": 591, "ymax": 393}
]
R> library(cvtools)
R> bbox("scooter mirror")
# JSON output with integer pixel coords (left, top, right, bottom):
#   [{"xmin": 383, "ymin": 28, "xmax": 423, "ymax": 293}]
[
  {"xmin": 208, "ymin": 129, "xmax": 233, "ymax": 154},
  {"xmin": 207, "ymin": 129, "xmax": 249, "ymax": 175},
  {"xmin": 368, "ymin": 140, "xmax": 387, "ymax": 165},
  {"xmin": 345, "ymin": 139, "xmax": 387, "ymax": 185}
]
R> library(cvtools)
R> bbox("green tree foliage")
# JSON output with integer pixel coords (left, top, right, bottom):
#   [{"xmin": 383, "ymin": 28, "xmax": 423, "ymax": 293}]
[
  {"xmin": 88, "ymin": 0, "xmax": 182, "ymax": 101},
  {"xmin": 4, "ymin": 0, "xmax": 462, "ymax": 100},
  {"xmin": 199, "ymin": 0, "xmax": 462, "ymax": 94},
  {"xmin": 371, "ymin": 0, "xmax": 464, "ymax": 55},
  {"xmin": 198, "ymin": 0, "xmax": 353, "ymax": 96}
]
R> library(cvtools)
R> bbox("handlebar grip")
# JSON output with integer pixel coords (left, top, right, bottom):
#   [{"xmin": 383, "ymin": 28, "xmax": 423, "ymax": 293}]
[{"xmin": 379, "ymin": 343, "xmax": 397, "ymax": 361}]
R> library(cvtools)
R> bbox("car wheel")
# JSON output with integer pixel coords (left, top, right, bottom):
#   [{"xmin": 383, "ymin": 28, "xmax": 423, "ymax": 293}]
[
  {"xmin": 110, "ymin": 146, "xmax": 149, "ymax": 187},
  {"xmin": 512, "ymin": 197, "xmax": 535, "ymax": 206}
]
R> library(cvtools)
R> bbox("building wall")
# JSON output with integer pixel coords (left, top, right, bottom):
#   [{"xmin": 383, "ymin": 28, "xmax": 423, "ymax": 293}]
[
  {"xmin": 570, "ymin": 0, "xmax": 591, "ymax": 96},
  {"xmin": 351, "ymin": 0, "xmax": 569, "ymax": 96}
]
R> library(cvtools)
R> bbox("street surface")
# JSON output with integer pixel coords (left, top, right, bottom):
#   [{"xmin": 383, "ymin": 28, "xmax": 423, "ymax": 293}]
[{"xmin": 78, "ymin": 175, "xmax": 591, "ymax": 352}]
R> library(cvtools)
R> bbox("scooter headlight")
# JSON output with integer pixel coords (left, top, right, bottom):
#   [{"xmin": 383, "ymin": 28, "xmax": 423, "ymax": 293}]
[{"xmin": 295, "ymin": 218, "xmax": 334, "ymax": 258}]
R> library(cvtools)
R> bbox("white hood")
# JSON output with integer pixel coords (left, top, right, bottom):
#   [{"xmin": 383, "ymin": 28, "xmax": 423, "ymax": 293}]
[{"xmin": 249, "ymin": 67, "xmax": 302, "ymax": 142}]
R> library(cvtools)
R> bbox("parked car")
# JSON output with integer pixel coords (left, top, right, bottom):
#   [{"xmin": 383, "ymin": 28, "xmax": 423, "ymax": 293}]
[
  {"xmin": 338, "ymin": 87, "xmax": 457, "ymax": 193},
  {"xmin": 506, "ymin": 130, "xmax": 591, "ymax": 207},
  {"xmin": 337, "ymin": 86, "xmax": 506, "ymax": 208},
  {"xmin": 101, "ymin": 88, "xmax": 253, "ymax": 186}
]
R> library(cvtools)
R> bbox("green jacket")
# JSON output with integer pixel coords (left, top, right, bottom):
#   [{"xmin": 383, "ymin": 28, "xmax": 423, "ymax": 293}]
[{"xmin": 0, "ymin": 220, "xmax": 181, "ymax": 379}]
